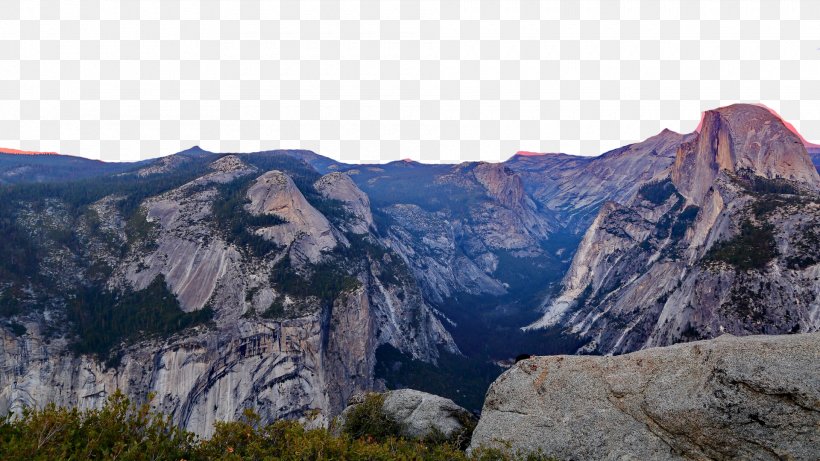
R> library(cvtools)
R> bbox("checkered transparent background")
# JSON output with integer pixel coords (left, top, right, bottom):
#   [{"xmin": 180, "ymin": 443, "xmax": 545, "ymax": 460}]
[{"xmin": 1, "ymin": 0, "xmax": 819, "ymax": 163}]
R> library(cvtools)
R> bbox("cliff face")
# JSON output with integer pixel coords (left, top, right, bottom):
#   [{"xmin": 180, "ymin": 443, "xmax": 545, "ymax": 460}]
[
  {"xmin": 673, "ymin": 105, "xmax": 820, "ymax": 205},
  {"xmin": 0, "ymin": 153, "xmax": 454, "ymax": 436},
  {"xmin": 528, "ymin": 104, "xmax": 820, "ymax": 354},
  {"xmin": 470, "ymin": 333, "xmax": 820, "ymax": 460}
]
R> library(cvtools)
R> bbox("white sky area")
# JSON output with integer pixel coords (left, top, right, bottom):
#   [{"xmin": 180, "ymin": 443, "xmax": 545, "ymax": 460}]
[{"xmin": 0, "ymin": 0, "xmax": 818, "ymax": 162}]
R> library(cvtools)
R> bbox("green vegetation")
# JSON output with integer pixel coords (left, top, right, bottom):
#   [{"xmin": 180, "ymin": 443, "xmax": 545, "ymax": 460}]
[
  {"xmin": 341, "ymin": 393, "xmax": 406, "ymax": 442},
  {"xmin": 0, "ymin": 199, "xmax": 40, "ymax": 284},
  {"xmin": 0, "ymin": 288, "xmax": 24, "ymax": 317},
  {"xmin": 744, "ymin": 175, "xmax": 799, "ymax": 195},
  {"xmin": 751, "ymin": 195, "xmax": 791, "ymax": 218},
  {"xmin": 269, "ymin": 255, "xmax": 361, "ymax": 306},
  {"xmin": 124, "ymin": 207, "xmax": 158, "ymax": 251},
  {"xmin": 678, "ymin": 322, "xmax": 705, "ymax": 342},
  {"xmin": 261, "ymin": 299, "xmax": 286, "ymax": 319},
  {"xmin": 0, "ymin": 392, "xmax": 552, "ymax": 460},
  {"xmin": 705, "ymin": 220, "xmax": 778, "ymax": 270},
  {"xmin": 6, "ymin": 321, "xmax": 26, "ymax": 336},
  {"xmin": 67, "ymin": 275, "xmax": 213, "ymax": 363},
  {"xmin": 638, "ymin": 178, "xmax": 677, "ymax": 205},
  {"xmin": 721, "ymin": 282, "xmax": 767, "ymax": 323},
  {"xmin": 347, "ymin": 233, "xmax": 413, "ymax": 286},
  {"xmin": 0, "ymin": 392, "xmax": 195, "ymax": 461}
]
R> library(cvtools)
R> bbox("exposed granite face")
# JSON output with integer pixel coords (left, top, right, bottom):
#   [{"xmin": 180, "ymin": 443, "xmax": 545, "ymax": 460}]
[
  {"xmin": 246, "ymin": 170, "xmax": 339, "ymax": 265},
  {"xmin": 314, "ymin": 172, "xmax": 374, "ymax": 235},
  {"xmin": 673, "ymin": 105, "xmax": 820, "ymax": 205},
  {"xmin": 378, "ymin": 203, "xmax": 507, "ymax": 304},
  {"xmin": 529, "ymin": 104, "xmax": 820, "ymax": 354},
  {"xmin": 0, "ymin": 155, "xmax": 455, "ymax": 436},
  {"xmin": 336, "ymin": 389, "xmax": 475, "ymax": 440},
  {"xmin": 470, "ymin": 333, "xmax": 820, "ymax": 461}
]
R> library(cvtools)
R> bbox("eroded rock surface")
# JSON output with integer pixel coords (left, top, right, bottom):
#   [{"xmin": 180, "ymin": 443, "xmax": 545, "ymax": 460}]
[
  {"xmin": 338, "ymin": 389, "xmax": 475, "ymax": 440},
  {"xmin": 470, "ymin": 333, "xmax": 820, "ymax": 460},
  {"xmin": 246, "ymin": 170, "xmax": 337, "ymax": 264},
  {"xmin": 314, "ymin": 172, "xmax": 374, "ymax": 234}
]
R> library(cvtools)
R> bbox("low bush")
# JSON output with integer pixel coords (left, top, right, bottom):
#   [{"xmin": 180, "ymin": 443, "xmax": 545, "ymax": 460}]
[
  {"xmin": 341, "ymin": 393, "xmax": 406, "ymax": 442},
  {"xmin": 0, "ymin": 392, "xmax": 554, "ymax": 460}
]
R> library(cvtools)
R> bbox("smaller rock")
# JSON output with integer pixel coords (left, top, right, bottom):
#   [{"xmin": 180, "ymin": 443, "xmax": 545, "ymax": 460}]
[{"xmin": 337, "ymin": 389, "xmax": 476, "ymax": 441}]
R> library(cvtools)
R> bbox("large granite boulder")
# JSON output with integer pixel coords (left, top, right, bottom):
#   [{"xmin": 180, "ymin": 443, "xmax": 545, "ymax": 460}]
[
  {"xmin": 469, "ymin": 333, "xmax": 820, "ymax": 460},
  {"xmin": 337, "ymin": 389, "xmax": 476, "ymax": 440}
]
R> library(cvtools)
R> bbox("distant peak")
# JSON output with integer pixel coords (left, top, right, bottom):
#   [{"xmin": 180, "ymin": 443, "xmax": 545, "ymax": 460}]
[
  {"xmin": 0, "ymin": 147, "xmax": 59, "ymax": 156},
  {"xmin": 674, "ymin": 103, "xmax": 820, "ymax": 204},
  {"xmin": 177, "ymin": 145, "xmax": 211, "ymax": 156},
  {"xmin": 695, "ymin": 103, "xmax": 819, "ymax": 146},
  {"xmin": 515, "ymin": 151, "xmax": 546, "ymax": 157}
]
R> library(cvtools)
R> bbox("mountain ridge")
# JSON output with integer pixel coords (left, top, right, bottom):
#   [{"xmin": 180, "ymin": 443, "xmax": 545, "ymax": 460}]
[
  {"xmin": 1, "ymin": 103, "xmax": 818, "ymax": 433},
  {"xmin": 527, "ymin": 103, "xmax": 820, "ymax": 354}
]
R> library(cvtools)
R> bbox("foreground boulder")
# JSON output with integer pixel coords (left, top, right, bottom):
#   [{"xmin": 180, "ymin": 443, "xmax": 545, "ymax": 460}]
[
  {"xmin": 337, "ymin": 389, "xmax": 476, "ymax": 442},
  {"xmin": 470, "ymin": 333, "xmax": 820, "ymax": 460}
]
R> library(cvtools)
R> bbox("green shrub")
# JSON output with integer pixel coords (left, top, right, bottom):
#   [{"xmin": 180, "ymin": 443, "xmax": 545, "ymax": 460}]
[
  {"xmin": 670, "ymin": 205, "xmax": 699, "ymax": 240},
  {"xmin": 261, "ymin": 298, "xmax": 286, "ymax": 319},
  {"xmin": 747, "ymin": 176, "xmax": 799, "ymax": 195},
  {"xmin": 341, "ymin": 393, "xmax": 406, "ymax": 442},
  {"xmin": 0, "ymin": 391, "xmax": 196, "ymax": 461},
  {"xmin": 0, "ymin": 392, "xmax": 555, "ymax": 460},
  {"xmin": 6, "ymin": 321, "xmax": 26, "ymax": 336},
  {"xmin": 269, "ymin": 255, "xmax": 361, "ymax": 305}
]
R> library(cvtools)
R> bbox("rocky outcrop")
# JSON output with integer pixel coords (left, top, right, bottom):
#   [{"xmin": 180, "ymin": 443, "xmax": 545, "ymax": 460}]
[
  {"xmin": 470, "ymin": 333, "xmax": 820, "ymax": 460},
  {"xmin": 246, "ymin": 170, "xmax": 338, "ymax": 264},
  {"xmin": 338, "ymin": 389, "xmax": 475, "ymax": 440},
  {"xmin": 121, "ymin": 155, "xmax": 257, "ymax": 311},
  {"xmin": 673, "ymin": 105, "xmax": 820, "ymax": 205},
  {"xmin": 314, "ymin": 172, "xmax": 374, "ymax": 234}
]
